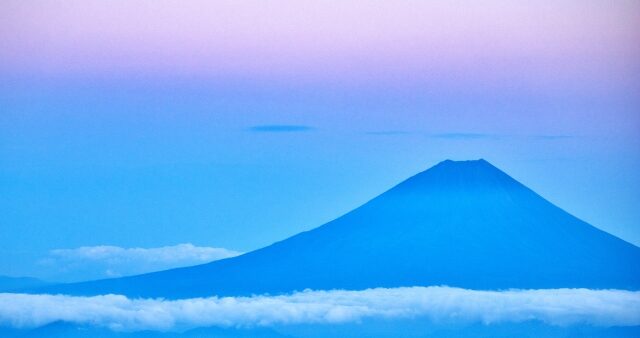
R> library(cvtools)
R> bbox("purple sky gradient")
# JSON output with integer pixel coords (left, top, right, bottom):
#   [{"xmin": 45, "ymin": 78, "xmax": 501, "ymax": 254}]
[
  {"xmin": 0, "ymin": 1, "xmax": 639, "ymax": 279},
  {"xmin": 2, "ymin": 1, "xmax": 638, "ymax": 89}
]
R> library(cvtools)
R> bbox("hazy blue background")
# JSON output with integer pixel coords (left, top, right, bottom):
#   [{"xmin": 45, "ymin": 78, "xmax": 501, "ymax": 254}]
[{"xmin": 1, "ymin": 0, "xmax": 639, "ymax": 280}]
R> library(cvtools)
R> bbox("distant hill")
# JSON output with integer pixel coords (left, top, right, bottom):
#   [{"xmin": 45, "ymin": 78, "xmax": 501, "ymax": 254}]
[
  {"xmin": 37, "ymin": 159, "xmax": 640, "ymax": 298},
  {"xmin": 0, "ymin": 275, "xmax": 48, "ymax": 292},
  {"xmin": 1, "ymin": 320, "xmax": 639, "ymax": 338},
  {"xmin": 0, "ymin": 321, "xmax": 293, "ymax": 338}
]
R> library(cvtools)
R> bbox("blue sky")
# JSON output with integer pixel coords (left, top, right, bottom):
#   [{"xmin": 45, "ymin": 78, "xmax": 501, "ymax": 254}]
[
  {"xmin": 1, "ymin": 78, "xmax": 638, "ymax": 280},
  {"xmin": 0, "ymin": 1, "xmax": 639, "ymax": 280}
]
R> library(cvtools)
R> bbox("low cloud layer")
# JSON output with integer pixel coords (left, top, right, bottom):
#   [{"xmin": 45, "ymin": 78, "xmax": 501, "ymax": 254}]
[
  {"xmin": 40, "ymin": 244, "xmax": 242, "ymax": 281},
  {"xmin": 1, "ymin": 287, "xmax": 638, "ymax": 332}
]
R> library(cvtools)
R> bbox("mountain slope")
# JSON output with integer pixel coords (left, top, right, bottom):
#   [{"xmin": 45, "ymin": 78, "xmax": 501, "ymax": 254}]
[
  {"xmin": 0, "ymin": 275, "xmax": 48, "ymax": 292},
  {"xmin": 2, "ymin": 321, "xmax": 639, "ymax": 338},
  {"xmin": 38, "ymin": 159, "xmax": 640, "ymax": 297}
]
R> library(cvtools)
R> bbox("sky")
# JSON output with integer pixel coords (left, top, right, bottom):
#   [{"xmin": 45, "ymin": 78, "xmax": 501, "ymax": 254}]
[{"xmin": 0, "ymin": 0, "xmax": 639, "ymax": 281}]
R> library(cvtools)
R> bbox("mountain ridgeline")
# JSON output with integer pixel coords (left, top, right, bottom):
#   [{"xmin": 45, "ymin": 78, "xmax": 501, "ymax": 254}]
[
  {"xmin": 0, "ymin": 276, "xmax": 48, "ymax": 293},
  {"xmin": 39, "ymin": 159, "xmax": 640, "ymax": 298}
]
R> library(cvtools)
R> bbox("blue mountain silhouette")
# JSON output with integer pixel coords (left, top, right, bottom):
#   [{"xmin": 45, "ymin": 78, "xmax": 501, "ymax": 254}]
[
  {"xmin": 0, "ymin": 275, "xmax": 48, "ymax": 292},
  {"xmin": 38, "ymin": 159, "xmax": 640, "ymax": 297}
]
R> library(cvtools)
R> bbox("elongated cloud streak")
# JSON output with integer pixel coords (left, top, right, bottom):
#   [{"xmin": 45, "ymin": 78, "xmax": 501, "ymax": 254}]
[
  {"xmin": 0, "ymin": 287, "xmax": 638, "ymax": 332},
  {"xmin": 40, "ymin": 244, "xmax": 242, "ymax": 281}
]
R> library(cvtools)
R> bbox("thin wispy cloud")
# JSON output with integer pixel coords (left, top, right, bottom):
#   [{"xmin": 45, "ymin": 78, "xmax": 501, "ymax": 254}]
[
  {"xmin": 40, "ymin": 244, "xmax": 242, "ymax": 281},
  {"xmin": 365, "ymin": 131, "xmax": 412, "ymax": 136},
  {"xmin": 1, "ymin": 287, "xmax": 638, "ymax": 332},
  {"xmin": 429, "ymin": 133, "xmax": 573, "ymax": 141},
  {"xmin": 532, "ymin": 135, "xmax": 574, "ymax": 140},
  {"xmin": 430, "ymin": 132, "xmax": 498, "ymax": 140},
  {"xmin": 249, "ymin": 125, "xmax": 314, "ymax": 133}
]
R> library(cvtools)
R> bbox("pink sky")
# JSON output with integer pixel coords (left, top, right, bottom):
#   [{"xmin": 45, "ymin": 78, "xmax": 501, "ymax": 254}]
[{"xmin": 1, "ymin": 0, "xmax": 638, "ymax": 91}]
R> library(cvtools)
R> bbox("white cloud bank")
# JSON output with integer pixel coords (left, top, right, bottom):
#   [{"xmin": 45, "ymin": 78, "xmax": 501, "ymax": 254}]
[
  {"xmin": 0, "ymin": 287, "xmax": 639, "ymax": 332},
  {"xmin": 39, "ymin": 244, "xmax": 242, "ymax": 281}
]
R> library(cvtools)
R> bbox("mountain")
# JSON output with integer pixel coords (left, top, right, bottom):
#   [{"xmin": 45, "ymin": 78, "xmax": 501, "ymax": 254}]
[
  {"xmin": 0, "ymin": 275, "xmax": 48, "ymax": 292},
  {"xmin": 36, "ymin": 159, "xmax": 640, "ymax": 298},
  {"xmin": 0, "ymin": 322, "xmax": 293, "ymax": 338},
  {"xmin": 2, "ymin": 321, "xmax": 639, "ymax": 338}
]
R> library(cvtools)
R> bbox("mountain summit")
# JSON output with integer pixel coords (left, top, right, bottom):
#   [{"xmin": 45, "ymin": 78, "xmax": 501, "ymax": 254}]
[{"xmin": 41, "ymin": 159, "xmax": 640, "ymax": 298}]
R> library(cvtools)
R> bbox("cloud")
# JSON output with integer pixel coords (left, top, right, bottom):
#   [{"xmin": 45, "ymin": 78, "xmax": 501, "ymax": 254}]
[
  {"xmin": 532, "ymin": 134, "xmax": 574, "ymax": 140},
  {"xmin": 365, "ymin": 131, "xmax": 412, "ymax": 136},
  {"xmin": 0, "ymin": 287, "xmax": 638, "ymax": 332},
  {"xmin": 40, "ymin": 244, "xmax": 242, "ymax": 281},
  {"xmin": 430, "ymin": 132, "xmax": 498, "ymax": 140},
  {"xmin": 429, "ymin": 133, "xmax": 575, "ymax": 141},
  {"xmin": 249, "ymin": 125, "xmax": 314, "ymax": 132}
]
